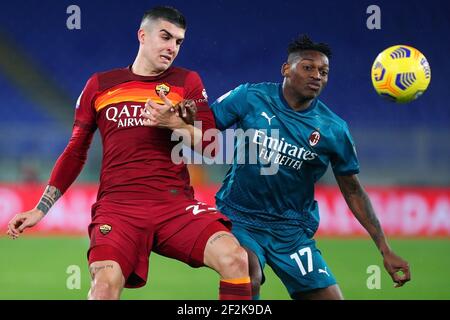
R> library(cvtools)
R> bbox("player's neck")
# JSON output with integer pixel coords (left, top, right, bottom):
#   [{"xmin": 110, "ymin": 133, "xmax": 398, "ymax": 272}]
[
  {"xmin": 282, "ymin": 84, "xmax": 313, "ymax": 112},
  {"xmin": 131, "ymin": 55, "xmax": 165, "ymax": 77}
]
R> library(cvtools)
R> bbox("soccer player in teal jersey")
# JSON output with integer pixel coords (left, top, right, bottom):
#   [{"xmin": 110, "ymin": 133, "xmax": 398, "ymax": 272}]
[{"xmin": 210, "ymin": 35, "xmax": 411, "ymax": 299}]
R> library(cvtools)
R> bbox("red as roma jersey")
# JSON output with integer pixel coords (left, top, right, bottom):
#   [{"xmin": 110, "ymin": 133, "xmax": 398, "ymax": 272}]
[{"xmin": 48, "ymin": 66, "xmax": 215, "ymax": 201}]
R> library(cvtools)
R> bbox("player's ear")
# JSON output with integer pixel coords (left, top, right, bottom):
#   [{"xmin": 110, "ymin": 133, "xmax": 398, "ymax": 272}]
[
  {"xmin": 137, "ymin": 29, "xmax": 145, "ymax": 44},
  {"xmin": 281, "ymin": 63, "xmax": 290, "ymax": 77}
]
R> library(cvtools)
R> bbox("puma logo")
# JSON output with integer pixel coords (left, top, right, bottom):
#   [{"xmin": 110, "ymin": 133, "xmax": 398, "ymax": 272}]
[
  {"xmin": 261, "ymin": 112, "xmax": 276, "ymax": 125},
  {"xmin": 318, "ymin": 267, "xmax": 330, "ymax": 277}
]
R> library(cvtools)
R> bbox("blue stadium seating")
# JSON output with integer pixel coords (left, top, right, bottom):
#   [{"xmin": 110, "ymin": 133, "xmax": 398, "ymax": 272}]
[
  {"xmin": 0, "ymin": 0, "xmax": 448, "ymax": 128},
  {"xmin": 0, "ymin": 0, "xmax": 448, "ymax": 183}
]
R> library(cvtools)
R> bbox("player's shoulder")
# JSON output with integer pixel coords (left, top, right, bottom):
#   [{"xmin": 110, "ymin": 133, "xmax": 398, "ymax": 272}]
[
  {"xmin": 215, "ymin": 82, "xmax": 278, "ymax": 104},
  {"xmin": 169, "ymin": 65, "xmax": 193, "ymax": 75},
  {"xmin": 168, "ymin": 66, "xmax": 202, "ymax": 80},
  {"xmin": 86, "ymin": 67, "xmax": 134, "ymax": 91},
  {"xmin": 247, "ymin": 82, "xmax": 279, "ymax": 93},
  {"xmin": 94, "ymin": 67, "xmax": 130, "ymax": 80},
  {"xmin": 315, "ymin": 99, "xmax": 349, "ymax": 130},
  {"xmin": 230, "ymin": 82, "xmax": 279, "ymax": 99}
]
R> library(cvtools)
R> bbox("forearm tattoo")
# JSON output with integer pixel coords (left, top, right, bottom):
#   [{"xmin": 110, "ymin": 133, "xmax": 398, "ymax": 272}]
[
  {"xmin": 340, "ymin": 176, "xmax": 383, "ymax": 242},
  {"xmin": 36, "ymin": 185, "xmax": 62, "ymax": 215},
  {"xmin": 358, "ymin": 190, "xmax": 383, "ymax": 243}
]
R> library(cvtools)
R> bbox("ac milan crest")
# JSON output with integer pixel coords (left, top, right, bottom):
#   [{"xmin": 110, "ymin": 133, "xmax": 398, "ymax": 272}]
[{"xmin": 309, "ymin": 131, "xmax": 321, "ymax": 146}]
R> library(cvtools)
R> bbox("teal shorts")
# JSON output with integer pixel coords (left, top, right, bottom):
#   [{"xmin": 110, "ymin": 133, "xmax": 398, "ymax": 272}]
[{"xmin": 231, "ymin": 221, "xmax": 337, "ymax": 298}]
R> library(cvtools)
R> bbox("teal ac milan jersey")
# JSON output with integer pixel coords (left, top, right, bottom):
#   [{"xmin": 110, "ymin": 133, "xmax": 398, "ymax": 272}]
[{"xmin": 210, "ymin": 82, "xmax": 359, "ymax": 235}]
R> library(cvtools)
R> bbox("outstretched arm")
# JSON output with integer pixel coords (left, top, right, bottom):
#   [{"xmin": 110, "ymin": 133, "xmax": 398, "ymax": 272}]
[
  {"xmin": 7, "ymin": 185, "xmax": 62, "ymax": 238},
  {"xmin": 335, "ymin": 174, "xmax": 411, "ymax": 287},
  {"xmin": 7, "ymin": 123, "xmax": 95, "ymax": 239}
]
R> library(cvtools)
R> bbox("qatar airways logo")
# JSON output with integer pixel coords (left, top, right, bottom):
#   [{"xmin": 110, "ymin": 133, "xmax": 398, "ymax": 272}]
[{"xmin": 105, "ymin": 105, "xmax": 145, "ymax": 128}]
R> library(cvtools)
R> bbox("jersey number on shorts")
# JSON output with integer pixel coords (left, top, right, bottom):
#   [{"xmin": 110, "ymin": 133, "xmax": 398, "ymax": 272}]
[{"xmin": 290, "ymin": 247, "xmax": 313, "ymax": 276}]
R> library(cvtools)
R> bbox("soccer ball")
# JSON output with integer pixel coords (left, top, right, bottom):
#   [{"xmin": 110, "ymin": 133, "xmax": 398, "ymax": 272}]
[{"xmin": 371, "ymin": 45, "xmax": 431, "ymax": 103}]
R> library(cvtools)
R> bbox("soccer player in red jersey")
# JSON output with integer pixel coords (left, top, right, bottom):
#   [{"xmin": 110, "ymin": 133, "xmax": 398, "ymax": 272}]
[{"xmin": 6, "ymin": 6, "xmax": 251, "ymax": 300}]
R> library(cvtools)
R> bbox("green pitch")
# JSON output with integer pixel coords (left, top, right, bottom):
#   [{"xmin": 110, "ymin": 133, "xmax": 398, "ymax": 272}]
[{"xmin": 0, "ymin": 236, "xmax": 448, "ymax": 300}]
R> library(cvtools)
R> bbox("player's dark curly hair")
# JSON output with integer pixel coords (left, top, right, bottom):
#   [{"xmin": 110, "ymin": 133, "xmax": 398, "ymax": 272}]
[
  {"xmin": 287, "ymin": 35, "xmax": 332, "ymax": 60},
  {"xmin": 142, "ymin": 6, "xmax": 186, "ymax": 29}
]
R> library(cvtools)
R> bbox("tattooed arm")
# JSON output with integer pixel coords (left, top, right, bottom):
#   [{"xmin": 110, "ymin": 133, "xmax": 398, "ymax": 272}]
[
  {"xmin": 7, "ymin": 185, "xmax": 62, "ymax": 239},
  {"xmin": 6, "ymin": 121, "xmax": 94, "ymax": 239},
  {"xmin": 335, "ymin": 174, "xmax": 411, "ymax": 287},
  {"xmin": 335, "ymin": 174, "xmax": 387, "ymax": 251},
  {"xmin": 6, "ymin": 124, "xmax": 94, "ymax": 239},
  {"xmin": 36, "ymin": 185, "xmax": 62, "ymax": 215},
  {"xmin": 7, "ymin": 75, "xmax": 98, "ymax": 240}
]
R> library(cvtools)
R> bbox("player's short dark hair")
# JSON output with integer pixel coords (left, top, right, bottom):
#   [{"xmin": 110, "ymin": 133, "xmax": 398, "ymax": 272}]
[
  {"xmin": 142, "ymin": 6, "xmax": 186, "ymax": 29},
  {"xmin": 287, "ymin": 35, "xmax": 332, "ymax": 61}
]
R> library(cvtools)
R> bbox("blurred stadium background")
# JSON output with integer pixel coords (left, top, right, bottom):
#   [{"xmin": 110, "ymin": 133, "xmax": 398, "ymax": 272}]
[{"xmin": 0, "ymin": 0, "xmax": 448, "ymax": 300}]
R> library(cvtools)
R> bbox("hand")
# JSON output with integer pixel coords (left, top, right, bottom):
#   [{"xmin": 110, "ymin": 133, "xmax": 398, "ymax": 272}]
[
  {"xmin": 173, "ymin": 99, "xmax": 197, "ymax": 125},
  {"xmin": 141, "ymin": 91, "xmax": 185, "ymax": 130},
  {"xmin": 7, "ymin": 208, "xmax": 45, "ymax": 239},
  {"xmin": 382, "ymin": 250, "xmax": 411, "ymax": 287}
]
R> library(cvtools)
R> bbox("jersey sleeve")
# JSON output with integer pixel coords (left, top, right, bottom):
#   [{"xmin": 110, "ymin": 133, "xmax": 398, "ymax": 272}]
[
  {"xmin": 48, "ymin": 74, "xmax": 98, "ymax": 194},
  {"xmin": 184, "ymin": 71, "xmax": 217, "ymax": 152},
  {"xmin": 330, "ymin": 122, "xmax": 360, "ymax": 176},
  {"xmin": 184, "ymin": 71, "xmax": 213, "ymax": 129},
  {"xmin": 210, "ymin": 83, "xmax": 251, "ymax": 130},
  {"xmin": 73, "ymin": 74, "xmax": 98, "ymax": 131}
]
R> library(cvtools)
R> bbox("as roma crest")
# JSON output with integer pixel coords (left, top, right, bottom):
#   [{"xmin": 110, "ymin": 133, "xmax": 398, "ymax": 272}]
[
  {"xmin": 99, "ymin": 224, "xmax": 112, "ymax": 235},
  {"xmin": 155, "ymin": 83, "xmax": 170, "ymax": 95}
]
